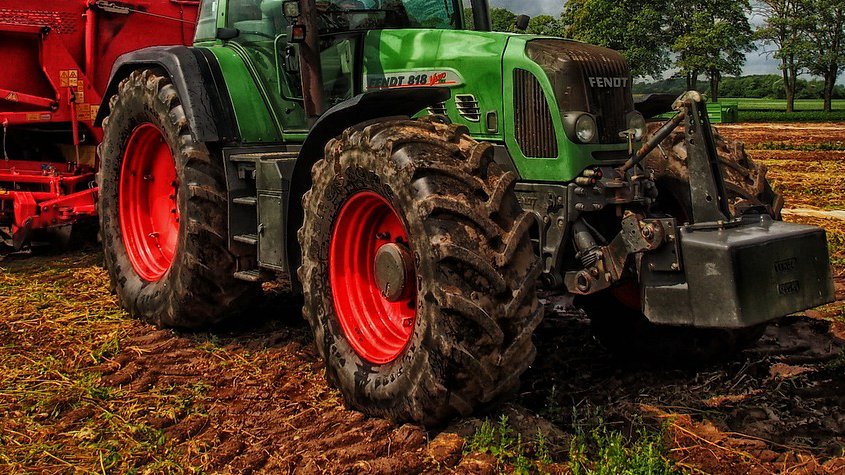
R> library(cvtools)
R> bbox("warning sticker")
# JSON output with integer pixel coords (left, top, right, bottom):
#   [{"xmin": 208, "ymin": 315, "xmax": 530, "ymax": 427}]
[
  {"xmin": 4, "ymin": 92, "xmax": 18, "ymax": 102},
  {"xmin": 77, "ymin": 103, "xmax": 91, "ymax": 121},
  {"xmin": 60, "ymin": 70, "xmax": 78, "ymax": 87},
  {"xmin": 26, "ymin": 113, "xmax": 51, "ymax": 121},
  {"xmin": 76, "ymin": 80, "xmax": 85, "ymax": 103},
  {"xmin": 90, "ymin": 104, "xmax": 100, "ymax": 120}
]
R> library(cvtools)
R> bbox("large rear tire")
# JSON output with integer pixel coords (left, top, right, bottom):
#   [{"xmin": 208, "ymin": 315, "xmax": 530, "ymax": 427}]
[
  {"xmin": 298, "ymin": 118, "xmax": 542, "ymax": 425},
  {"xmin": 98, "ymin": 70, "xmax": 258, "ymax": 328}
]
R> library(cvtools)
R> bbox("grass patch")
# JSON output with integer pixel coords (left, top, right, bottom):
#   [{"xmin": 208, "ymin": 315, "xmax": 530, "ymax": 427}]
[
  {"xmin": 0, "ymin": 252, "xmax": 200, "ymax": 473},
  {"xmin": 737, "ymin": 110, "xmax": 845, "ymax": 122},
  {"xmin": 755, "ymin": 141, "xmax": 845, "ymax": 152},
  {"xmin": 568, "ymin": 407, "xmax": 683, "ymax": 475},
  {"xmin": 722, "ymin": 98, "xmax": 845, "ymax": 111},
  {"xmin": 465, "ymin": 415, "xmax": 552, "ymax": 474}
]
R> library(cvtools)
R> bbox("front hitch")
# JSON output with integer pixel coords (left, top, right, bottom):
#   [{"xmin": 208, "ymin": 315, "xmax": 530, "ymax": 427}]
[{"xmin": 567, "ymin": 91, "xmax": 835, "ymax": 328}]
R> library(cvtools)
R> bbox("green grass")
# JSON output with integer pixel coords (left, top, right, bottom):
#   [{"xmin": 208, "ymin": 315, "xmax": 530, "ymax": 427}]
[
  {"xmin": 717, "ymin": 98, "xmax": 845, "ymax": 122},
  {"xmin": 755, "ymin": 141, "xmax": 845, "ymax": 151},
  {"xmin": 737, "ymin": 110, "xmax": 845, "ymax": 122},
  {"xmin": 721, "ymin": 98, "xmax": 845, "ymax": 111},
  {"xmin": 465, "ymin": 415, "xmax": 551, "ymax": 474},
  {"xmin": 464, "ymin": 407, "xmax": 684, "ymax": 474}
]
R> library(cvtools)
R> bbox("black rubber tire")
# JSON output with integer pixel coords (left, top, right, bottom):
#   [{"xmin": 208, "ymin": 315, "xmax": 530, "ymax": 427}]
[
  {"xmin": 298, "ymin": 118, "xmax": 542, "ymax": 426},
  {"xmin": 642, "ymin": 123, "xmax": 784, "ymax": 219},
  {"xmin": 98, "ymin": 69, "xmax": 258, "ymax": 328}
]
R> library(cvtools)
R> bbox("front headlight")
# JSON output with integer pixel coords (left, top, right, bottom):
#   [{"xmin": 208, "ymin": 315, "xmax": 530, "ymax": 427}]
[
  {"xmin": 575, "ymin": 114, "xmax": 597, "ymax": 143},
  {"xmin": 627, "ymin": 112, "xmax": 647, "ymax": 141}
]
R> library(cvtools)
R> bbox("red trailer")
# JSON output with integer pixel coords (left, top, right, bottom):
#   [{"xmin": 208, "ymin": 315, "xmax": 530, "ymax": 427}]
[{"xmin": 0, "ymin": 0, "xmax": 198, "ymax": 248}]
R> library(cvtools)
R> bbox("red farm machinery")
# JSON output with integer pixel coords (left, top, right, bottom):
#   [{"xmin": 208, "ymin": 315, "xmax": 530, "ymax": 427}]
[{"xmin": 0, "ymin": 0, "xmax": 198, "ymax": 248}]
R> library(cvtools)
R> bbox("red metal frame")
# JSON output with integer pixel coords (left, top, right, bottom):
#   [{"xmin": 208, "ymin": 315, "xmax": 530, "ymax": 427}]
[{"xmin": 0, "ymin": 0, "xmax": 198, "ymax": 246}]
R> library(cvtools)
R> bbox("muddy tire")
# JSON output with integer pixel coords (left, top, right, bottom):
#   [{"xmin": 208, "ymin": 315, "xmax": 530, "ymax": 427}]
[
  {"xmin": 98, "ymin": 69, "xmax": 258, "ymax": 328},
  {"xmin": 298, "ymin": 118, "xmax": 542, "ymax": 425},
  {"xmin": 642, "ymin": 122, "xmax": 784, "ymax": 219}
]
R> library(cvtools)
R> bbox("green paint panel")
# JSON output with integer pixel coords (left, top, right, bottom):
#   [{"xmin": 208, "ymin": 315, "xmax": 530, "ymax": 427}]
[
  {"xmin": 363, "ymin": 29, "xmax": 509, "ymax": 140},
  {"xmin": 363, "ymin": 30, "xmax": 630, "ymax": 182},
  {"xmin": 205, "ymin": 46, "xmax": 283, "ymax": 144}
]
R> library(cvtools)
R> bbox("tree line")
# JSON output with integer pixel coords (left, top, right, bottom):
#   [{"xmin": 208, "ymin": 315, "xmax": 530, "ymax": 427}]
[
  {"xmin": 633, "ymin": 74, "xmax": 845, "ymax": 100},
  {"xmin": 481, "ymin": 0, "xmax": 844, "ymax": 112}
]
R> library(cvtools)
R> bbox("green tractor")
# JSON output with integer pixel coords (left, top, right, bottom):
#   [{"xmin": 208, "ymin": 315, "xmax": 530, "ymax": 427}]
[{"xmin": 96, "ymin": 0, "xmax": 834, "ymax": 425}]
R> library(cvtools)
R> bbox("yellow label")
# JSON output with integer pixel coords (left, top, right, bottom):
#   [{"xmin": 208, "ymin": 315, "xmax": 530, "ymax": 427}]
[
  {"xmin": 77, "ymin": 103, "xmax": 91, "ymax": 121},
  {"xmin": 76, "ymin": 80, "xmax": 85, "ymax": 103},
  {"xmin": 90, "ymin": 105, "xmax": 100, "ymax": 120},
  {"xmin": 60, "ymin": 70, "xmax": 69, "ymax": 87},
  {"xmin": 4, "ymin": 92, "xmax": 18, "ymax": 102},
  {"xmin": 68, "ymin": 70, "xmax": 78, "ymax": 87}
]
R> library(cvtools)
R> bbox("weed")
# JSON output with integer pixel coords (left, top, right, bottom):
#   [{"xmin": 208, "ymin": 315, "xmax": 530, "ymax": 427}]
[
  {"xmin": 568, "ymin": 404, "xmax": 683, "ymax": 475},
  {"xmin": 465, "ymin": 415, "xmax": 552, "ymax": 474}
]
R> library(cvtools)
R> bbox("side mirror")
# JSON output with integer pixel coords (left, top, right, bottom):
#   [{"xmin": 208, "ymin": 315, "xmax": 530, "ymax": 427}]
[{"xmin": 515, "ymin": 15, "xmax": 530, "ymax": 32}]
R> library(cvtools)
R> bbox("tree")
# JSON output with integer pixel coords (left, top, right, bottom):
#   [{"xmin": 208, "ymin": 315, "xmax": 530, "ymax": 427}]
[
  {"xmin": 489, "ymin": 7, "xmax": 517, "ymax": 32},
  {"xmin": 560, "ymin": 0, "xmax": 671, "ymax": 79},
  {"xmin": 526, "ymin": 15, "xmax": 565, "ymax": 36},
  {"xmin": 801, "ymin": 0, "xmax": 844, "ymax": 112},
  {"xmin": 670, "ymin": 0, "xmax": 755, "ymax": 102},
  {"xmin": 756, "ymin": 0, "xmax": 812, "ymax": 112}
]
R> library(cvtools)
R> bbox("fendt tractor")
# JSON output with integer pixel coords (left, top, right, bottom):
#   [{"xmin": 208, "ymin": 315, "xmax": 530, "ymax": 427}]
[
  {"xmin": 96, "ymin": 0, "xmax": 835, "ymax": 425},
  {"xmin": 0, "ymin": 0, "xmax": 198, "ymax": 248}
]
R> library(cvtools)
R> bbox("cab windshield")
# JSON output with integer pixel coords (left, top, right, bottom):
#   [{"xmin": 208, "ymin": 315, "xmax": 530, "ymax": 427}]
[{"xmin": 227, "ymin": 0, "xmax": 462, "ymax": 35}]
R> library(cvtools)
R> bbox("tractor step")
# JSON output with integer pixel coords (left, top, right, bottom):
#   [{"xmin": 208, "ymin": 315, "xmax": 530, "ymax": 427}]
[
  {"xmin": 233, "ymin": 234, "xmax": 259, "ymax": 245},
  {"xmin": 230, "ymin": 151, "xmax": 298, "ymax": 163},
  {"xmin": 233, "ymin": 196, "xmax": 257, "ymax": 206},
  {"xmin": 234, "ymin": 269, "xmax": 263, "ymax": 282}
]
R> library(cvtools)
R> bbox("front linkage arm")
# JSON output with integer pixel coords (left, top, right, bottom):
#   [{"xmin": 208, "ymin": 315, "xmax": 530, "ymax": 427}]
[{"xmin": 563, "ymin": 92, "xmax": 834, "ymax": 329}]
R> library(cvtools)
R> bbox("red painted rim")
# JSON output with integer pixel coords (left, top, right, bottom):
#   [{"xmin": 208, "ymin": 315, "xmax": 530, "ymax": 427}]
[
  {"xmin": 119, "ymin": 123, "xmax": 180, "ymax": 282},
  {"xmin": 329, "ymin": 191, "xmax": 418, "ymax": 365}
]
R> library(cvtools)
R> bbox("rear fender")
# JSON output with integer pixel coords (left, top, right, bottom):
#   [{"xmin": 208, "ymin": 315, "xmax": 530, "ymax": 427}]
[{"xmin": 94, "ymin": 46, "xmax": 237, "ymax": 143}]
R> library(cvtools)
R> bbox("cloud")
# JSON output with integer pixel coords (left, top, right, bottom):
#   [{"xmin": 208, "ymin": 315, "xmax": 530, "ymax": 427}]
[{"xmin": 489, "ymin": 0, "xmax": 564, "ymax": 17}]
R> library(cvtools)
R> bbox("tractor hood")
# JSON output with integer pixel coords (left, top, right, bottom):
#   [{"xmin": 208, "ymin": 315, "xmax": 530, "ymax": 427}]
[
  {"xmin": 361, "ymin": 29, "xmax": 510, "ymax": 140},
  {"xmin": 361, "ymin": 30, "xmax": 635, "ymax": 182}
]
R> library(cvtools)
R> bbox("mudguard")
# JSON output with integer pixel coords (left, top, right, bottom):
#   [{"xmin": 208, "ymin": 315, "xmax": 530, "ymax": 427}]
[{"xmin": 94, "ymin": 46, "xmax": 237, "ymax": 143}]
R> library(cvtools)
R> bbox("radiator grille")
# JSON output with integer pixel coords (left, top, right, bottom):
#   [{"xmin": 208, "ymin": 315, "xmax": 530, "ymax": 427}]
[
  {"xmin": 0, "ymin": 9, "xmax": 79, "ymax": 34},
  {"xmin": 514, "ymin": 69, "xmax": 558, "ymax": 158},
  {"xmin": 563, "ymin": 44, "xmax": 630, "ymax": 143},
  {"xmin": 525, "ymin": 40, "xmax": 635, "ymax": 144}
]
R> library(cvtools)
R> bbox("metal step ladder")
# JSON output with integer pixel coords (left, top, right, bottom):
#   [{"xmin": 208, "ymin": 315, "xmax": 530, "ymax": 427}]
[{"xmin": 227, "ymin": 150, "xmax": 298, "ymax": 282}]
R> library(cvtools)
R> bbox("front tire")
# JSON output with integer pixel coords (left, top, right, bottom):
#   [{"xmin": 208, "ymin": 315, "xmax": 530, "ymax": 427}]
[
  {"xmin": 98, "ymin": 69, "xmax": 257, "ymax": 328},
  {"xmin": 298, "ymin": 119, "xmax": 542, "ymax": 425}
]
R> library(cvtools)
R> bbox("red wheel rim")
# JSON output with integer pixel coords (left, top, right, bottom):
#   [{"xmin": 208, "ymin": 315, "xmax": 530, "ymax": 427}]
[
  {"xmin": 119, "ymin": 123, "xmax": 180, "ymax": 282},
  {"xmin": 329, "ymin": 191, "xmax": 418, "ymax": 365}
]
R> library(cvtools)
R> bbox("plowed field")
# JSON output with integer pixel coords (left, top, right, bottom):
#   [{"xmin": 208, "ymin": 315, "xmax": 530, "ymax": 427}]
[{"xmin": 1, "ymin": 123, "xmax": 843, "ymax": 474}]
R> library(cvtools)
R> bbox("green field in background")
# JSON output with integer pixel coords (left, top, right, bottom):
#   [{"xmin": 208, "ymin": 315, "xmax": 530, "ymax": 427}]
[
  {"xmin": 722, "ymin": 98, "xmax": 845, "ymax": 111},
  {"xmin": 716, "ymin": 98, "xmax": 845, "ymax": 122}
]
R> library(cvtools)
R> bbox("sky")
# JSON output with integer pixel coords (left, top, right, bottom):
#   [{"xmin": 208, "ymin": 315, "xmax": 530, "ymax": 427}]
[{"xmin": 489, "ymin": 0, "xmax": 843, "ymax": 83}]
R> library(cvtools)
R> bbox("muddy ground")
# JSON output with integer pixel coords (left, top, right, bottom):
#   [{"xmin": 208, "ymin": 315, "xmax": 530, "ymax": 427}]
[{"xmin": 1, "ymin": 123, "xmax": 844, "ymax": 474}]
